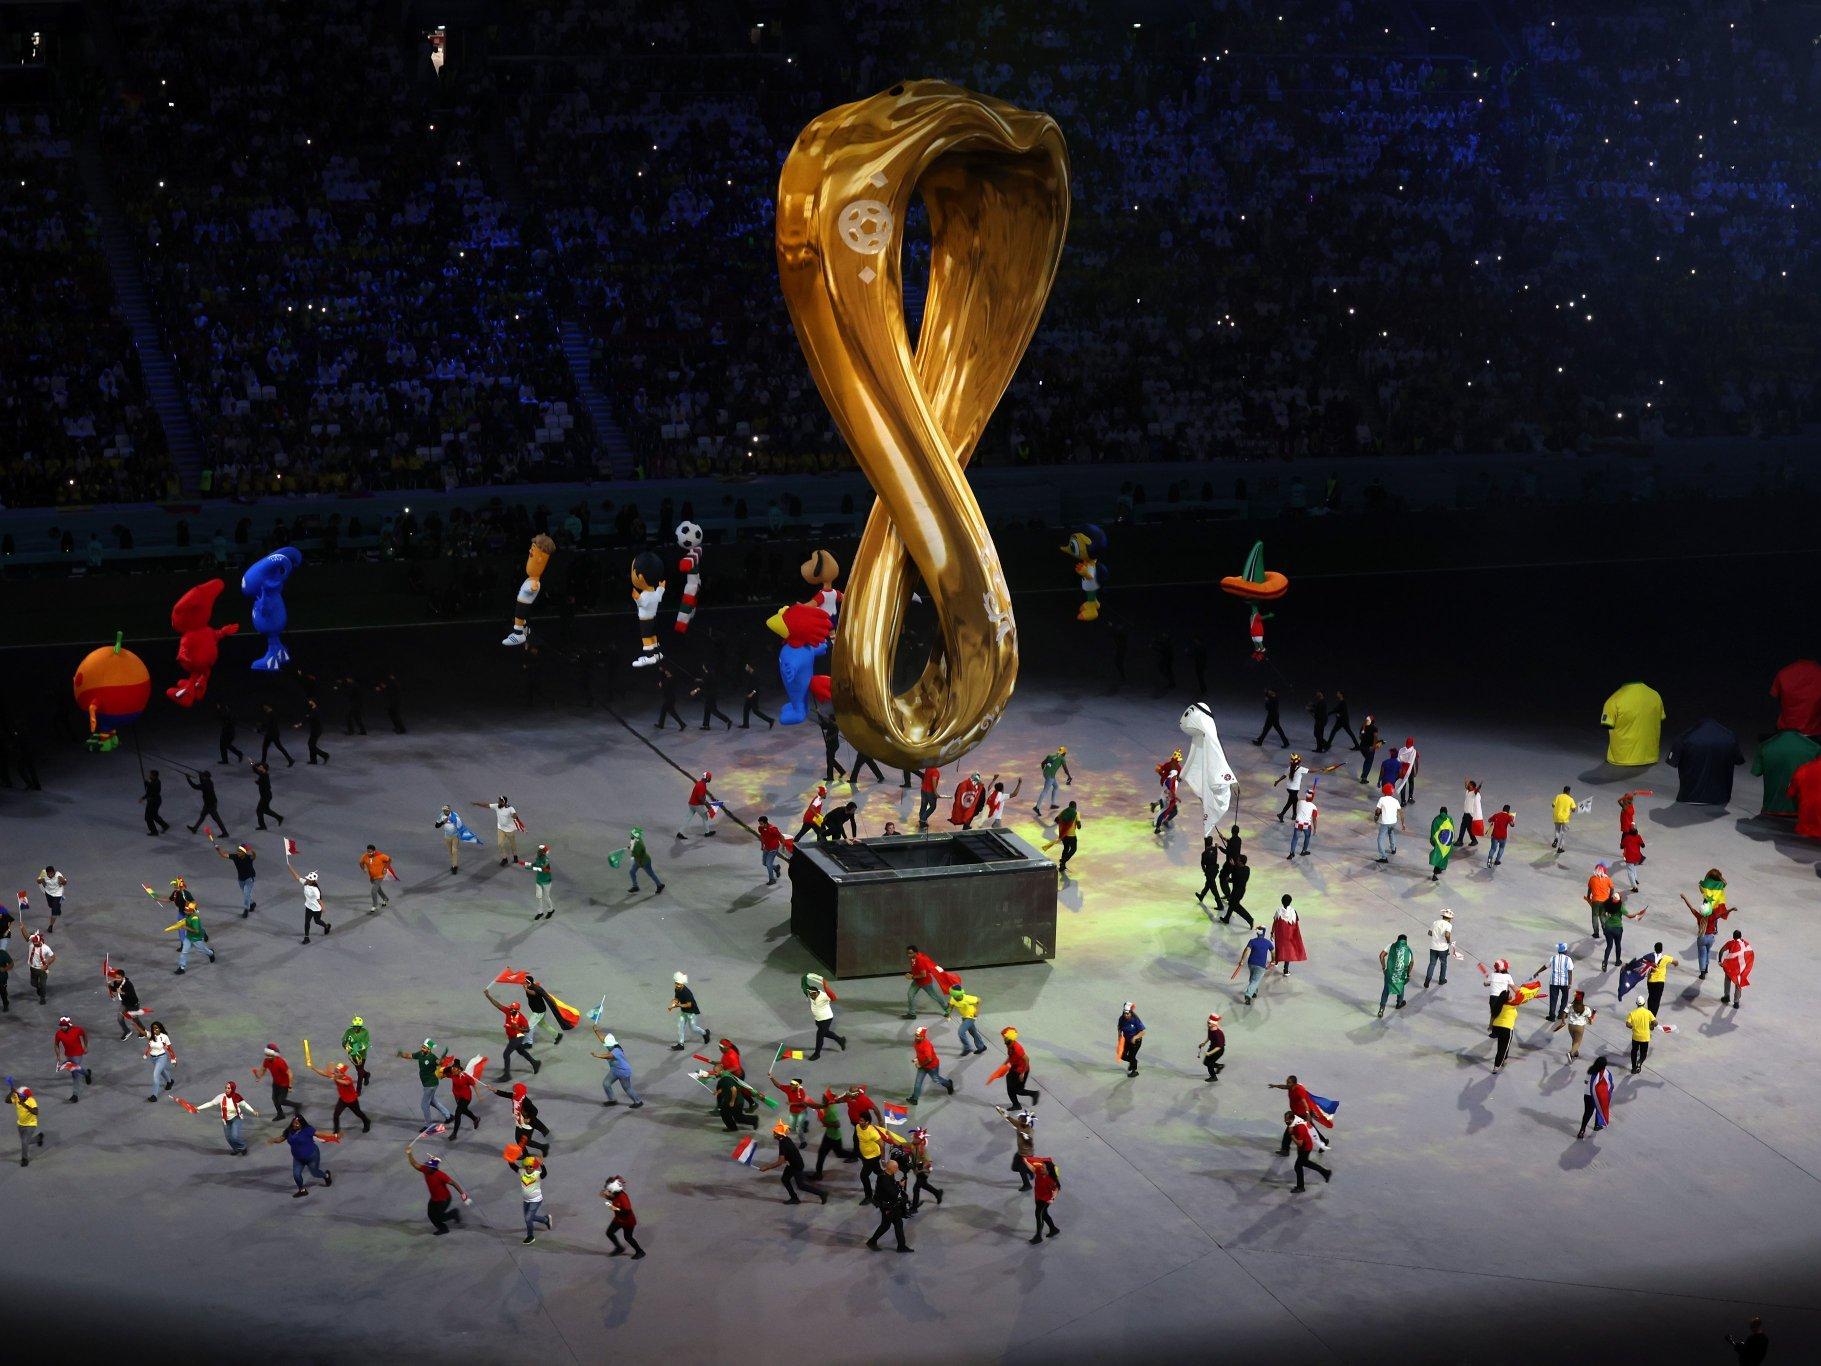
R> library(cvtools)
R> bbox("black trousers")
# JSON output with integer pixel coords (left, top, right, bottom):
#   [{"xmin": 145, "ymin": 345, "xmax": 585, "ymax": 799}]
[
  {"xmin": 811, "ymin": 1131, "xmax": 853, "ymax": 1177},
  {"xmin": 859, "ymin": 1155, "xmax": 882, "ymax": 1202},
  {"xmin": 344, "ymin": 705, "xmax": 366, "ymax": 735},
  {"xmin": 261, "ymin": 732, "xmax": 293, "ymax": 764},
  {"xmin": 1630, "ymin": 1039, "xmax": 1649, "ymax": 1071},
  {"xmin": 1203, "ymin": 1046, "xmax": 1225, "ymax": 1079},
  {"xmin": 190, "ymin": 803, "xmax": 226, "ymax": 836},
  {"xmin": 219, "ymin": 729, "xmax": 243, "ymax": 763},
  {"xmin": 1293, "ymin": 1150, "xmax": 1331, "ymax": 1189},
  {"xmin": 700, "ymin": 700, "xmax": 732, "ymax": 729},
  {"xmin": 306, "ymin": 732, "xmax": 329, "ymax": 764},
  {"xmin": 1646, "ymin": 981, "xmax": 1665, "ymax": 1015},
  {"xmin": 502, "ymin": 1036, "xmax": 536, "ymax": 1075},
  {"xmin": 781, "ymin": 1167, "xmax": 821, "ymax": 1201},
  {"xmin": 656, "ymin": 698, "xmax": 687, "ymax": 729},
  {"xmin": 1033, "ymin": 1198, "xmax": 1059, "ymax": 1236},
  {"xmin": 910, "ymin": 1172, "xmax": 942, "ymax": 1209},
  {"xmin": 303, "ymin": 906, "xmax": 329, "ymax": 937},
  {"xmin": 387, "ymin": 703, "xmax": 406, "ymax": 734},
  {"xmin": 795, "ymin": 820, "xmax": 820, "ymax": 842},
  {"xmin": 811, "ymin": 1018, "xmax": 846, "ymax": 1056},
  {"xmin": 1277, "ymin": 788, "xmax": 1300, "ymax": 820},
  {"xmin": 428, "ymin": 1197, "xmax": 457, "ymax": 1231},
  {"xmin": 1006, "ymin": 1070, "xmax": 1038, "ymax": 1106},
  {"xmin": 824, "ymin": 747, "xmax": 846, "ymax": 783},
  {"xmin": 270, "ymin": 1084, "xmax": 305, "ymax": 1119},
  {"xmin": 867, "ymin": 1209, "xmax": 909, "ymax": 1249},
  {"xmin": 1196, "ymin": 876, "xmax": 1221, "ymax": 904},
  {"xmin": 144, "ymin": 800, "xmax": 169, "ymax": 833},
  {"xmin": 1014, "ymin": 1151, "xmax": 1032, "ymax": 1189},
  {"xmin": 607, "ymin": 1224, "xmax": 644, "ymax": 1253},
  {"xmin": 451, "ymin": 1097, "xmax": 481, "ymax": 1134},
  {"xmin": 1326, "ymin": 719, "xmax": 1357, "ymax": 750},
  {"xmin": 1221, "ymin": 897, "xmax": 1253, "ymax": 927},
  {"xmin": 1256, "ymin": 718, "xmax": 1288, "ymax": 745},
  {"xmin": 332, "ymin": 1097, "xmax": 370, "ymax": 1132},
  {"xmin": 850, "ymin": 751, "xmax": 884, "ymax": 783},
  {"xmin": 1579, "ymin": 1095, "xmax": 1598, "ymax": 1135},
  {"xmin": 513, "ymin": 1121, "xmax": 551, "ymax": 1156},
  {"xmin": 1360, "ymin": 749, "xmax": 1376, "ymax": 782},
  {"xmin": 1491, "ymin": 1025, "xmax": 1512, "ymax": 1069},
  {"xmin": 1122, "ymin": 1036, "xmax": 1142, "ymax": 1073},
  {"xmin": 740, "ymin": 697, "xmax": 774, "ymax": 727},
  {"xmin": 720, "ymin": 1103, "xmax": 757, "ymax": 1131},
  {"xmin": 256, "ymin": 796, "xmax": 283, "ymax": 828},
  {"xmin": 1058, "ymin": 835, "xmax": 1077, "ymax": 869}
]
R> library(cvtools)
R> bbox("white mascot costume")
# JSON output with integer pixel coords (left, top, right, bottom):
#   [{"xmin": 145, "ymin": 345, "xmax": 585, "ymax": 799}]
[{"xmin": 1179, "ymin": 702, "xmax": 1237, "ymax": 836}]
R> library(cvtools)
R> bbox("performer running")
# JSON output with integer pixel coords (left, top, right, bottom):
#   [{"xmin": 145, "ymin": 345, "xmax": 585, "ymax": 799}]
[
  {"xmin": 601, "ymin": 1176, "xmax": 645, "ymax": 1257},
  {"xmin": 253, "ymin": 1043, "xmax": 306, "ymax": 1122},
  {"xmin": 406, "ymin": 1138, "xmax": 469, "ymax": 1234},
  {"xmin": 308, "ymin": 1057, "xmax": 370, "ymax": 1134}
]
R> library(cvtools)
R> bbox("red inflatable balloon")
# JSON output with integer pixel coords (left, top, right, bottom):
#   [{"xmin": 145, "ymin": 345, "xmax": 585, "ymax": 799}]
[{"xmin": 167, "ymin": 579, "xmax": 239, "ymax": 707}]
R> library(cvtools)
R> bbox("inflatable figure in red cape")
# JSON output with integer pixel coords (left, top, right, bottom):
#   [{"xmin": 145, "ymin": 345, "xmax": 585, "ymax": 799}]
[
  {"xmin": 768, "ymin": 602, "xmax": 834, "ymax": 726},
  {"xmin": 167, "ymin": 579, "xmax": 239, "ymax": 707}
]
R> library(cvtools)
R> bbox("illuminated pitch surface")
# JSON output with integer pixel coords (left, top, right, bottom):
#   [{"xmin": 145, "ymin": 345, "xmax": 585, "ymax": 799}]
[{"xmin": 1, "ymin": 611, "xmax": 1817, "ymax": 1363}]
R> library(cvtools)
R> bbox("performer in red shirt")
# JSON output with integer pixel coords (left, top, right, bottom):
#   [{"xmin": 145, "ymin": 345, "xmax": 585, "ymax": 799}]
[
  {"xmin": 903, "ymin": 945, "xmax": 950, "ymax": 1019},
  {"xmin": 997, "ymin": 1025, "xmax": 1041, "ymax": 1107},
  {"xmin": 1789, "ymin": 756, "xmax": 1821, "ymax": 838},
  {"xmin": 253, "ymin": 1043, "xmax": 305, "ymax": 1121},
  {"xmin": 795, "ymin": 784, "xmax": 827, "ymax": 842},
  {"xmin": 1025, "ymin": 1155, "xmax": 1061, "ymax": 1242},
  {"xmin": 949, "ymin": 773, "xmax": 986, "ymax": 828},
  {"xmin": 53, "ymin": 1016, "xmax": 91, "ymax": 1100},
  {"xmin": 601, "ymin": 1175, "xmax": 645, "ymax": 1257},
  {"xmin": 406, "ymin": 1137, "xmax": 469, "ymax": 1234},
  {"xmin": 444, "ymin": 1057, "xmax": 482, "ymax": 1135},
  {"xmin": 918, "ymin": 766, "xmax": 941, "ymax": 829},
  {"xmin": 1269, "ymin": 1075, "xmax": 1334, "ymax": 1154},
  {"xmin": 309, "ymin": 1057, "xmax": 371, "ymax": 1134},
  {"xmin": 1282, "ymin": 1112, "xmax": 1333, "ymax": 1192}
]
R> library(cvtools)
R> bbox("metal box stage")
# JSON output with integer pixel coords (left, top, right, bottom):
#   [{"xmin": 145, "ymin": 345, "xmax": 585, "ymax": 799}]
[{"xmin": 788, "ymin": 830, "xmax": 1059, "ymax": 978}]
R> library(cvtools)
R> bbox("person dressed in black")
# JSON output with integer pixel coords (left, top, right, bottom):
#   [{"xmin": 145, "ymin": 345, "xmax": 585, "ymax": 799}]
[
  {"xmin": 848, "ymin": 748, "xmax": 885, "ymax": 785},
  {"xmin": 1326, "ymin": 691, "xmax": 1357, "ymax": 752},
  {"xmin": 1219, "ymin": 849, "xmax": 1253, "ymax": 927},
  {"xmin": 1152, "ymin": 634, "xmax": 1175, "ymax": 688},
  {"xmin": 866, "ymin": 1158, "xmax": 912, "ymax": 1252},
  {"xmin": 141, "ymin": 771, "xmax": 171, "ymax": 835},
  {"xmin": 379, "ymin": 674, "xmax": 406, "ymax": 734},
  {"xmin": 1188, "ymin": 638, "xmax": 1208, "ymax": 695},
  {"xmin": 214, "ymin": 701, "xmax": 243, "ymax": 764},
  {"xmin": 1308, "ymin": 691, "xmax": 1330, "ymax": 751},
  {"xmin": 816, "ymin": 711, "xmax": 847, "ymax": 783},
  {"xmin": 759, "ymin": 1122, "xmax": 826, "ymax": 1204},
  {"xmin": 1195, "ymin": 836, "xmax": 1222, "ymax": 910},
  {"xmin": 715, "ymin": 1069, "xmax": 758, "ymax": 1132},
  {"xmin": 691, "ymin": 663, "xmax": 733, "ymax": 731},
  {"xmin": 1356, "ymin": 714, "xmax": 1382, "ymax": 783},
  {"xmin": 187, "ymin": 770, "xmax": 227, "ymax": 836},
  {"xmin": 1728, "ymin": 1316, "xmax": 1769, "ymax": 1366},
  {"xmin": 297, "ymin": 699, "xmax": 329, "ymax": 765},
  {"xmin": 822, "ymin": 802, "xmax": 859, "ymax": 843},
  {"xmin": 655, "ymin": 665, "xmax": 688, "ymax": 731},
  {"xmin": 252, "ymin": 762, "xmax": 284, "ymax": 830},
  {"xmin": 1254, "ymin": 690, "xmax": 1289, "ymax": 747},
  {"xmin": 1199, "ymin": 1013, "xmax": 1226, "ymax": 1080},
  {"xmin": 489, "ymin": 1082, "xmax": 552, "ymax": 1160},
  {"xmin": 738, "ymin": 662, "xmax": 774, "ymax": 729},
  {"xmin": 338, "ymin": 677, "xmax": 366, "ymax": 734},
  {"xmin": 259, "ymin": 704, "xmax": 294, "ymax": 767}
]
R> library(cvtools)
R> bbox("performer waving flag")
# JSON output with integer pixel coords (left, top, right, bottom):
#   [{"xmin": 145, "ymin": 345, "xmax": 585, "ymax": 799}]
[{"xmin": 1719, "ymin": 931, "xmax": 1754, "ymax": 1008}]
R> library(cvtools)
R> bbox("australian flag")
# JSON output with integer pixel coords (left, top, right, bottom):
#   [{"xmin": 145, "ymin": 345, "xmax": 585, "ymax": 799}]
[{"xmin": 1617, "ymin": 952, "xmax": 1657, "ymax": 1003}]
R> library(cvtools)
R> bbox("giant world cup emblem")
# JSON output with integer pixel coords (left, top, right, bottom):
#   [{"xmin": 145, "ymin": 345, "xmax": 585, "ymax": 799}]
[{"xmin": 776, "ymin": 82, "xmax": 1070, "ymax": 770}]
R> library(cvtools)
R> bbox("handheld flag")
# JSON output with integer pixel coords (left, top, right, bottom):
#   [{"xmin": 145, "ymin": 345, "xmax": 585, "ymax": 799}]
[
  {"xmin": 543, "ymin": 989, "xmax": 583, "ymax": 1030},
  {"xmin": 141, "ymin": 884, "xmax": 159, "ymax": 901},
  {"xmin": 284, "ymin": 837, "xmax": 300, "ymax": 858},
  {"xmin": 1307, "ymin": 1094, "xmax": 1341, "ymax": 1121},
  {"xmin": 493, "ymin": 968, "xmax": 529, "ymax": 987},
  {"xmin": 880, "ymin": 1101, "xmax": 910, "ymax": 1126},
  {"xmin": 443, "ymin": 809, "xmax": 482, "ymax": 844},
  {"xmin": 1617, "ymin": 953, "xmax": 1657, "ymax": 1002},
  {"xmin": 318, "ymin": 1132, "xmax": 343, "ymax": 1144},
  {"xmin": 587, "ymin": 993, "xmax": 607, "ymax": 1025},
  {"xmin": 173, "ymin": 1097, "xmax": 200, "ymax": 1114},
  {"xmin": 987, "ymin": 1063, "xmax": 1010, "ymax": 1084},
  {"xmin": 1721, "ymin": 938, "xmax": 1754, "ymax": 989},
  {"xmin": 731, "ymin": 1136, "xmax": 758, "ymax": 1165},
  {"xmin": 778, "ymin": 1048, "xmax": 807, "ymax": 1062},
  {"xmin": 465, "ymin": 1056, "xmax": 488, "ymax": 1083}
]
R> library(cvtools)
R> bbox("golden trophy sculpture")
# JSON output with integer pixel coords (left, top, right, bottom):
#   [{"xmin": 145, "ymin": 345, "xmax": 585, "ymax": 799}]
[{"xmin": 777, "ymin": 81, "xmax": 1069, "ymax": 771}]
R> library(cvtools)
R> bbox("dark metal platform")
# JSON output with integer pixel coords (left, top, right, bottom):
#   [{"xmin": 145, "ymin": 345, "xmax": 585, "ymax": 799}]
[{"xmin": 788, "ymin": 829, "xmax": 1058, "ymax": 977}]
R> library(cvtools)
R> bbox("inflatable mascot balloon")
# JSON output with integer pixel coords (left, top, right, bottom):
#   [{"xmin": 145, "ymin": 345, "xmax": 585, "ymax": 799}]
[
  {"xmin": 240, "ymin": 547, "xmax": 303, "ymax": 672},
  {"xmin": 1179, "ymin": 701, "xmax": 1237, "ymax": 837},
  {"xmin": 672, "ymin": 522, "xmax": 704, "ymax": 634},
  {"xmin": 630, "ymin": 551, "xmax": 667, "ymax": 667},
  {"xmin": 166, "ymin": 578, "xmax": 239, "ymax": 706},
  {"xmin": 1220, "ymin": 541, "xmax": 1288, "ymax": 661},
  {"xmin": 502, "ymin": 534, "xmax": 555, "ymax": 648},
  {"xmin": 73, "ymin": 632, "xmax": 151, "ymax": 752},
  {"xmin": 1060, "ymin": 526, "xmax": 1106, "ymax": 622}
]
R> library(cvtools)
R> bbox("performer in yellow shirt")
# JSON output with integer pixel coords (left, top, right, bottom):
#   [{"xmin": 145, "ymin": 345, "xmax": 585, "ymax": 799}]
[
  {"xmin": 1625, "ymin": 997, "xmax": 1656, "ymax": 1073},
  {"xmin": 1645, "ymin": 944, "xmax": 1678, "ymax": 1015},
  {"xmin": 8, "ymin": 1080, "xmax": 43, "ymax": 1166},
  {"xmin": 1551, "ymin": 786, "xmax": 1577, "ymax": 854}
]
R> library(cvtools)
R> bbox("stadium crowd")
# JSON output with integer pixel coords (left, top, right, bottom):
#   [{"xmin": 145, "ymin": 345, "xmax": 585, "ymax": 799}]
[{"xmin": 0, "ymin": 0, "xmax": 1815, "ymax": 505}]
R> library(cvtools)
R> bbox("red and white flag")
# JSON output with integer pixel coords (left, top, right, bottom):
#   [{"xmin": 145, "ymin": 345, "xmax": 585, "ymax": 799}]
[{"xmin": 284, "ymin": 838, "xmax": 300, "ymax": 858}]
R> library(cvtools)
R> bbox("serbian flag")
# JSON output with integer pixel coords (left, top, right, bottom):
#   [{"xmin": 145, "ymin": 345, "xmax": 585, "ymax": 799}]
[
  {"xmin": 880, "ymin": 1101, "xmax": 910, "ymax": 1126},
  {"xmin": 284, "ymin": 837, "xmax": 300, "ymax": 857},
  {"xmin": 1588, "ymin": 1069, "xmax": 1613, "ymax": 1131},
  {"xmin": 1617, "ymin": 953, "xmax": 1657, "ymax": 1002},
  {"xmin": 1307, "ymin": 1094, "xmax": 1341, "ymax": 1122},
  {"xmin": 493, "ymin": 968, "xmax": 529, "ymax": 986},
  {"xmin": 1721, "ymin": 938, "xmax": 1754, "ymax": 989},
  {"xmin": 731, "ymin": 1136, "xmax": 758, "ymax": 1165}
]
